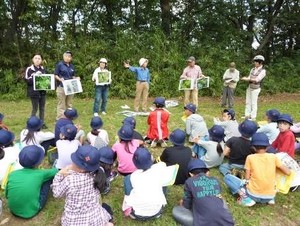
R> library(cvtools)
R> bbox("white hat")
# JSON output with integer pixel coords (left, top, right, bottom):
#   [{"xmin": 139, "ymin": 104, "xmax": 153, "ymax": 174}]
[
  {"xmin": 253, "ymin": 55, "xmax": 265, "ymax": 62},
  {"xmin": 99, "ymin": 58, "xmax": 108, "ymax": 63},
  {"xmin": 139, "ymin": 58, "xmax": 148, "ymax": 67}
]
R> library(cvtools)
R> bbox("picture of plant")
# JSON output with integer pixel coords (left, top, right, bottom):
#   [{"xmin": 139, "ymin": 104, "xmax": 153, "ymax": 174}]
[
  {"xmin": 33, "ymin": 74, "xmax": 55, "ymax": 90},
  {"xmin": 97, "ymin": 71, "xmax": 111, "ymax": 85},
  {"xmin": 63, "ymin": 79, "xmax": 83, "ymax": 95},
  {"xmin": 197, "ymin": 77, "xmax": 210, "ymax": 89},
  {"xmin": 178, "ymin": 79, "xmax": 193, "ymax": 90}
]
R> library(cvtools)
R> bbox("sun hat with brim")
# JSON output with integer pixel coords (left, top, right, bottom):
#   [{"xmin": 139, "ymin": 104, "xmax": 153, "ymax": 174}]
[
  {"xmin": 0, "ymin": 130, "xmax": 15, "ymax": 147},
  {"xmin": 208, "ymin": 125, "xmax": 225, "ymax": 143},
  {"xmin": 277, "ymin": 114, "xmax": 293, "ymax": 125},
  {"xmin": 99, "ymin": 58, "xmax": 108, "ymax": 63},
  {"xmin": 132, "ymin": 147, "xmax": 153, "ymax": 170},
  {"xmin": 19, "ymin": 145, "xmax": 44, "ymax": 168},
  {"xmin": 139, "ymin": 58, "xmax": 148, "ymax": 67},
  {"xmin": 118, "ymin": 125, "xmax": 134, "ymax": 141},
  {"xmin": 90, "ymin": 116, "xmax": 103, "ymax": 130},
  {"xmin": 253, "ymin": 55, "xmax": 265, "ymax": 62},
  {"xmin": 26, "ymin": 116, "xmax": 43, "ymax": 132},
  {"xmin": 184, "ymin": 103, "xmax": 196, "ymax": 114},
  {"xmin": 60, "ymin": 124, "xmax": 77, "ymax": 140},
  {"xmin": 99, "ymin": 146, "xmax": 115, "ymax": 165},
  {"xmin": 238, "ymin": 120, "xmax": 258, "ymax": 138},
  {"xmin": 153, "ymin": 97, "xmax": 165, "ymax": 107},
  {"xmin": 187, "ymin": 159, "xmax": 208, "ymax": 172},
  {"xmin": 266, "ymin": 109, "xmax": 280, "ymax": 122},
  {"xmin": 71, "ymin": 145, "xmax": 101, "ymax": 172},
  {"xmin": 0, "ymin": 113, "xmax": 4, "ymax": 121},
  {"xmin": 169, "ymin": 129, "xmax": 186, "ymax": 146},
  {"xmin": 224, "ymin": 109, "xmax": 235, "ymax": 120},
  {"xmin": 251, "ymin": 132, "xmax": 269, "ymax": 147},
  {"xmin": 186, "ymin": 56, "xmax": 196, "ymax": 62},
  {"xmin": 64, "ymin": 108, "xmax": 78, "ymax": 120},
  {"xmin": 122, "ymin": 117, "xmax": 136, "ymax": 129}
]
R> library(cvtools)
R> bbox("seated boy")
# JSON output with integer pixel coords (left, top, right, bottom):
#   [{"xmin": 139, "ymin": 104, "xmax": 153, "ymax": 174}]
[
  {"xmin": 224, "ymin": 132, "xmax": 291, "ymax": 206},
  {"xmin": 172, "ymin": 159, "xmax": 234, "ymax": 226},
  {"xmin": 122, "ymin": 116, "xmax": 144, "ymax": 142},
  {"xmin": 219, "ymin": 119, "xmax": 257, "ymax": 176},
  {"xmin": 6, "ymin": 145, "xmax": 58, "ymax": 218}
]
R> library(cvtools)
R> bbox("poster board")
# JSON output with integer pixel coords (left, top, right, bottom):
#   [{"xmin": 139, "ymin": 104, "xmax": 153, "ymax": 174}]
[
  {"xmin": 63, "ymin": 79, "xmax": 83, "ymax": 95},
  {"xmin": 33, "ymin": 74, "xmax": 55, "ymax": 90},
  {"xmin": 197, "ymin": 76, "xmax": 210, "ymax": 90},
  {"xmin": 96, "ymin": 71, "xmax": 111, "ymax": 85},
  {"xmin": 178, "ymin": 79, "xmax": 193, "ymax": 90}
]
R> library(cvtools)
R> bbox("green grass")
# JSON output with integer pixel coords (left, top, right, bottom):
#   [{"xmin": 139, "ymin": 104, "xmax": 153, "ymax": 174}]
[{"xmin": 1, "ymin": 94, "xmax": 300, "ymax": 225}]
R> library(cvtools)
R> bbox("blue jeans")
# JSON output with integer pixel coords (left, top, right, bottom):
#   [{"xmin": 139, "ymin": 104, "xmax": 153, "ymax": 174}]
[
  {"xmin": 39, "ymin": 179, "xmax": 53, "ymax": 210},
  {"xmin": 192, "ymin": 135, "xmax": 209, "ymax": 158},
  {"xmin": 172, "ymin": 206, "xmax": 193, "ymax": 226},
  {"xmin": 124, "ymin": 175, "xmax": 133, "ymax": 196},
  {"xmin": 93, "ymin": 85, "xmax": 109, "ymax": 113},
  {"xmin": 219, "ymin": 162, "xmax": 244, "ymax": 176}
]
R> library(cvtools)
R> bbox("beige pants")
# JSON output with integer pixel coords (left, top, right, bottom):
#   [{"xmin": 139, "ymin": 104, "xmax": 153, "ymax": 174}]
[
  {"xmin": 134, "ymin": 81, "xmax": 149, "ymax": 112},
  {"xmin": 56, "ymin": 87, "xmax": 74, "ymax": 119},
  {"xmin": 184, "ymin": 89, "xmax": 198, "ymax": 107}
]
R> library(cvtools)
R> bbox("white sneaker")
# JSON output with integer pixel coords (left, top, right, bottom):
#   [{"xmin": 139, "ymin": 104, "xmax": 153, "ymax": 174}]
[
  {"xmin": 161, "ymin": 141, "xmax": 167, "ymax": 148},
  {"xmin": 102, "ymin": 111, "xmax": 107, "ymax": 115},
  {"xmin": 151, "ymin": 140, "xmax": 157, "ymax": 148},
  {"xmin": 94, "ymin": 113, "xmax": 99, "ymax": 117}
]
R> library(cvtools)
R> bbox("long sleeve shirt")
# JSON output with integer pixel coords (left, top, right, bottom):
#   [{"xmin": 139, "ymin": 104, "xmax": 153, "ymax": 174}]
[
  {"xmin": 271, "ymin": 130, "xmax": 295, "ymax": 158},
  {"xmin": 128, "ymin": 66, "xmax": 150, "ymax": 83}
]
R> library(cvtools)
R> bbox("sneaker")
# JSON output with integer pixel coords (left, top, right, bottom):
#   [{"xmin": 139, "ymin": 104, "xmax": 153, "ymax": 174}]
[
  {"xmin": 94, "ymin": 112, "xmax": 99, "ymax": 117},
  {"xmin": 268, "ymin": 199, "xmax": 275, "ymax": 205},
  {"xmin": 102, "ymin": 111, "xmax": 107, "ymax": 115},
  {"xmin": 160, "ymin": 140, "xmax": 167, "ymax": 148},
  {"xmin": 108, "ymin": 171, "xmax": 118, "ymax": 182},
  {"xmin": 151, "ymin": 140, "xmax": 157, "ymax": 148},
  {"xmin": 237, "ymin": 196, "xmax": 256, "ymax": 207}
]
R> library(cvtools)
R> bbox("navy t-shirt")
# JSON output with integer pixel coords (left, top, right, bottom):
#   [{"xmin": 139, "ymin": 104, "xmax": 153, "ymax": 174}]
[
  {"xmin": 183, "ymin": 174, "xmax": 234, "ymax": 226},
  {"xmin": 55, "ymin": 61, "xmax": 75, "ymax": 87},
  {"xmin": 226, "ymin": 136, "xmax": 251, "ymax": 165}
]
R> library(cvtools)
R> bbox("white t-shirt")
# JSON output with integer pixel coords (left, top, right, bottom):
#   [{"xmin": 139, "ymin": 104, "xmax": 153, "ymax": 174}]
[
  {"xmin": 56, "ymin": 139, "xmax": 81, "ymax": 169},
  {"xmin": 87, "ymin": 130, "xmax": 109, "ymax": 148},
  {"xmin": 198, "ymin": 140, "xmax": 225, "ymax": 168},
  {"xmin": 20, "ymin": 129, "xmax": 55, "ymax": 150}
]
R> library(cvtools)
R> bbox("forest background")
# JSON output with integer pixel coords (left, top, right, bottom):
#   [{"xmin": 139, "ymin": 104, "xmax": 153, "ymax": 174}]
[{"xmin": 0, "ymin": 0, "xmax": 299, "ymax": 100}]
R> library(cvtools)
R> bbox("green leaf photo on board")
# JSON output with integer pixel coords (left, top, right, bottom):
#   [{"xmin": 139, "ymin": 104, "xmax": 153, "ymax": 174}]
[
  {"xmin": 178, "ymin": 79, "xmax": 193, "ymax": 90},
  {"xmin": 97, "ymin": 71, "xmax": 111, "ymax": 85},
  {"xmin": 33, "ymin": 74, "xmax": 55, "ymax": 90},
  {"xmin": 197, "ymin": 77, "xmax": 210, "ymax": 90}
]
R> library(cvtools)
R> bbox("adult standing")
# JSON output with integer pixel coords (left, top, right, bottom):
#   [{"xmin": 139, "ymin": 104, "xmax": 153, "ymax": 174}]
[
  {"xmin": 180, "ymin": 56, "xmax": 204, "ymax": 107},
  {"xmin": 221, "ymin": 62, "xmax": 240, "ymax": 109},
  {"xmin": 24, "ymin": 54, "xmax": 48, "ymax": 129},
  {"xmin": 124, "ymin": 58, "xmax": 150, "ymax": 112},
  {"xmin": 241, "ymin": 55, "xmax": 266, "ymax": 121},
  {"xmin": 55, "ymin": 51, "xmax": 79, "ymax": 120}
]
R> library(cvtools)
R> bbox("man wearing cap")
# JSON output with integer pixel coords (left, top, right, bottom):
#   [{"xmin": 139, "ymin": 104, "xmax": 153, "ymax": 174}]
[
  {"xmin": 241, "ymin": 55, "xmax": 266, "ymax": 121},
  {"xmin": 221, "ymin": 62, "xmax": 240, "ymax": 108},
  {"xmin": 124, "ymin": 58, "xmax": 150, "ymax": 112},
  {"xmin": 180, "ymin": 56, "xmax": 204, "ymax": 107},
  {"xmin": 55, "ymin": 51, "xmax": 80, "ymax": 119}
]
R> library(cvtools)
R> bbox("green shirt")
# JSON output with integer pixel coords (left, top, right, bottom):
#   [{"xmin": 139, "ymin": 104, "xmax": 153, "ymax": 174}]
[{"xmin": 5, "ymin": 168, "xmax": 58, "ymax": 218}]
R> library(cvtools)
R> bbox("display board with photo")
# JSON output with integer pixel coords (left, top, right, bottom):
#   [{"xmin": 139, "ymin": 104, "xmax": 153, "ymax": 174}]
[
  {"xmin": 96, "ymin": 71, "xmax": 111, "ymax": 85},
  {"xmin": 33, "ymin": 74, "xmax": 55, "ymax": 90},
  {"xmin": 196, "ymin": 76, "xmax": 210, "ymax": 90},
  {"xmin": 63, "ymin": 79, "xmax": 83, "ymax": 95},
  {"xmin": 178, "ymin": 79, "xmax": 193, "ymax": 90}
]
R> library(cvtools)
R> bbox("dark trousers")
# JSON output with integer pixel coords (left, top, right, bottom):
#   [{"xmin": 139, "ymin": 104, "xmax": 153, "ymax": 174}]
[
  {"xmin": 30, "ymin": 95, "xmax": 46, "ymax": 121},
  {"xmin": 41, "ymin": 138, "xmax": 56, "ymax": 153},
  {"xmin": 39, "ymin": 179, "xmax": 52, "ymax": 210},
  {"xmin": 221, "ymin": 86, "xmax": 235, "ymax": 108}
]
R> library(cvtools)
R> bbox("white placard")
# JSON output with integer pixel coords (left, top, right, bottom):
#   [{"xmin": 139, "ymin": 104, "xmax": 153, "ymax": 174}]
[{"xmin": 63, "ymin": 79, "xmax": 83, "ymax": 95}]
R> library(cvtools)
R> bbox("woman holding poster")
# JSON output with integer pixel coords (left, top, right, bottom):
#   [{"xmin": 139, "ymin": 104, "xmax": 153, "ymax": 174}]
[{"xmin": 24, "ymin": 54, "xmax": 48, "ymax": 129}]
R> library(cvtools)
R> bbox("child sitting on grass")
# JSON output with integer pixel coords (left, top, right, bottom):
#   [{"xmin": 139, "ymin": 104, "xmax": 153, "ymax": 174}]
[
  {"xmin": 224, "ymin": 132, "xmax": 291, "ymax": 206},
  {"xmin": 87, "ymin": 116, "xmax": 109, "ymax": 149},
  {"xmin": 213, "ymin": 109, "xmax": 240, "ymax": 142},
  {"xmin": 219, "ymin": 119, "xmax": 257, "ymax": 176},
  {"xmin": 145, "ymin": 97, "xmax": 170, "ymax": 148},
  {"xmin": 122, "ymin": 116, "xmax": 144, "ymax": 142},
  {"xmin": 271, "ymin": 114, "xmax": 296, "ymax": 158},
  {"xmin": 6, "ymin": 145, "xmax": 58, "ymax": 218},
  {"xmin": 159, "ymin": 129, "xmax": 192, "ymax": 185},
  {"xmin": 193, "ymin": 125, "xmax": 225, "ymax": 168},
  {"xmin": 52, "ymin": 145, "xmax": 114, "ymax": 226},
  {"xmin": 257, "ymin": 109, "xmax": 280, "ymax": 144},
  {"xmin": 55, "ymin": 124, "xmax": 81, "ymax": 169},
  {"xmin": 0, "ymin": 113, "xmax": 9, "ymax": 130},
  {"xmin": 172, "ymin": 159, "xmax": 234, "ymax": 226}
]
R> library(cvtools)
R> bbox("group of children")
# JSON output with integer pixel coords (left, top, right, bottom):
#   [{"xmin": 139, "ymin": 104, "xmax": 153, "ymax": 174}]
[{"xmin": 0, "ymin": 97, "xmax": 299, "ymax": 225}]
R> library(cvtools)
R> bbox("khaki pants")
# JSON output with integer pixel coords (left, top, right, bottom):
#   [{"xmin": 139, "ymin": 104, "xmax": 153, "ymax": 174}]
[
  {"xmin": 56, "ymin": 87, "xmax": 74, "ymax": 119},
  {"xmin": 184, "ymin": 89, "xmax": 198, "ymax": 107},
  {"xmin": 134, "ymin": 81, "xmax": 149, "ymax": 112}
]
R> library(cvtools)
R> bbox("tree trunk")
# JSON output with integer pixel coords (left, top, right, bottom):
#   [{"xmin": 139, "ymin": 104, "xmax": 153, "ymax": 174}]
[{"xmin": 160, "ymin": 0, "xmax": 171, "ymax": 36}]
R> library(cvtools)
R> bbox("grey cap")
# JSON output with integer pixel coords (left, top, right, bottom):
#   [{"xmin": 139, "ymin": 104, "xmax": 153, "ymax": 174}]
[{"xmin": 187, "ymin": 56, "xmax": 196, "ymax": 62}]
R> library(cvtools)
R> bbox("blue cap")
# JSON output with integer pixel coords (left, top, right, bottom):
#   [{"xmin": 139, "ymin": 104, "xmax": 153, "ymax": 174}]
[
  {"xmin": 208, "ymin": 125, "xmax": 225, "ymax": 142},
  {"xmin": 60, "ymin": 124, "xmax": 77, "ymax": 140},
  {"xmin": 0, "ymin": 113, "xmax": 4, "ymax": 121},
  {"xmin": 223, "ymin": 109, "xmax": 235, "ymax": 120},
  {"xmin": 132, "ymin": 147, "xmax": 153, "ymax": 170},
  {"xmin": 266, "ymin": 109, "xmax": 280, "ymax": 122},
  {"xmin": 153, "ymin": 97, "xmax": 165, "ymax": 107},
  {"xmin": 64, "ymin": 108, "xmax": 78, "ymax": 120},
  {"xmin": 19, "ymin": 145, "xmax": 44, "ymax": 168},
  {"xmin": 169, "ymin": 129, "xmax": 186, "ymax": 145},
  {"xmin": 251, "ymin": 132, "xmax": 270, "ymax": 146},
  {"xmin": 0, "ymin": 130, "xmax": 15, "ymax": 147},
  {"xmin": 122, "ymin": 117, "xmax": 136, "ymax": 129},
  {"xmin": 26, "ymin": 116, "xmax": 43, "ymax": 131},
  {"xmin": 238, "ymin": 120, "xmax": 258, "ymax": 138},
  {"xmin": 90, "ymin": 116, "xmax": 103, "ymax": 130},
  {"xmin": 184, "ymin": 103, "xmax": 196, "ymax": 113},
  {"xmin": 118, "ymin": 125, "xmax": 134, "ymax": 141},
  {"xmin": 277, "ymin": 114, "xmax": 293, "ymax": 125},
  {"xmin": 71, "ymin": 145, "xmax": 101, "ymax": 172},
  {"xmin": 187, "ymin": 159, "xmax": 208, "ymax": 172},
  {"xmin": 99, "ymin": 146, "xmax": 115, "ymax": 164}
]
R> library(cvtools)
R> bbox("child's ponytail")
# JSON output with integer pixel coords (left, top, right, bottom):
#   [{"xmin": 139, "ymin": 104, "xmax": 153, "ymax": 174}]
[
  {"xmin": 92, "ymin": 167, "xmax": 107, "ymax": 193},
  {"xmin": 216, "ymin": 142, "xmax": 223, "ymax": 156}
]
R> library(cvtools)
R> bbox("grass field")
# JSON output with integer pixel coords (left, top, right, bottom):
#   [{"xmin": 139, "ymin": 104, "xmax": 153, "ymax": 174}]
[{"xmin": 1, "ymin": 93, "xmax": 300, "ymax": 226}]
